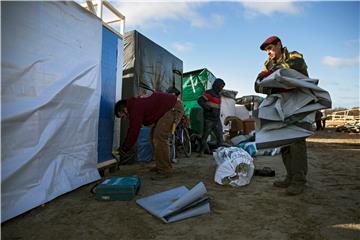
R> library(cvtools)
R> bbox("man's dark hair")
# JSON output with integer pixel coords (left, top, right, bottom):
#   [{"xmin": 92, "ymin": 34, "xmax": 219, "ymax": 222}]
[{"xmin": 114, "ymin": 99, "xmax": 127, "ymax": 118}]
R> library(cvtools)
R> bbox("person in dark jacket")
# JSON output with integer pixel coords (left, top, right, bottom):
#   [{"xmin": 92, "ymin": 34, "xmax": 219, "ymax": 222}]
[
  {"xmin": 115, "ymin": 92, "xmax": 184, "ymax": 179},
  {"xmin": 197, "ymin": 78, "xmax": 226, "ymax": 156},
  {"xmin": 255, "ymin": 35, "xmax": 309, "ymax": 196},
  {"xmin": 315, "ymin": 110, "xmax": 323, "ymax": 131}
]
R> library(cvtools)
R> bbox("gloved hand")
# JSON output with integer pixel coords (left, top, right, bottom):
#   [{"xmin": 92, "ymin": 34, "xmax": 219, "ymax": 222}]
[{"xmin": 257, "ymin": 70, "xmax": 272, "ymax": 81}]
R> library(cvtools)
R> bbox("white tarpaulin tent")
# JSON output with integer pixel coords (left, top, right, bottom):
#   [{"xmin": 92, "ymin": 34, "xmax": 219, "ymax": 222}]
[
  {"xmin": 1, "ymin": 2, "xmax": 102, "ymax": 222},
  {"xmin": 255, "ymin": 68, "xmax": 332, "ymax": 149},
  {"xmin": 220, "ymin": 90, "xmax": 238, "ymax": 131}
]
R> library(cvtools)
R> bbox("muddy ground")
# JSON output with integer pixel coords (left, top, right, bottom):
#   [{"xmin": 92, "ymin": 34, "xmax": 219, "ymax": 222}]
[{"xmin": 2, "ymin": 129, "xmax": 360, "ymax": 240}]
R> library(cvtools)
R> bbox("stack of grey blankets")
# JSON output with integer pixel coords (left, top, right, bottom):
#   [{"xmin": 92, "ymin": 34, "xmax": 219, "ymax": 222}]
[{"xmin": 254, "ymin": 68, "xmax": 332, "ymax": 149}]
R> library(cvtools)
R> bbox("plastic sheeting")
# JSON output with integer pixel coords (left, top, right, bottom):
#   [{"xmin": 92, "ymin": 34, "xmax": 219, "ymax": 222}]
[
  {"xmin": 254, "ymin": 69, "xmax": 332, "ymax": 149},
  {"xmin": 182, "ymin": 69, "xmax": 216, "ymax": 135},
  {"xmin": 1, "ymin": 2, "xmax": 102, "ymax": 222},
  {"xmin": 121, "ymin": 30, "xmax": 183, "ymax": 145},
  {"xmin": 136, "ymin": 182, "xmax": 210, "ymax": 223},
  {"xmin": 220, "ymin": 90, "xmax": 238, "ymax": 131},
  {"xmin": 182, "ymin": 68, "xmax": 216, "ymax": 117},
  {"xmin": 235, "ymin": 105, "xmax": 250, "ymax": 120},
  {"xmin": 122, "ymin": 30, "xmax": 183, "ymax": 99},
  {"xmin": 136, "ymin": 127, "xmax": 152, "ymax": 163}
]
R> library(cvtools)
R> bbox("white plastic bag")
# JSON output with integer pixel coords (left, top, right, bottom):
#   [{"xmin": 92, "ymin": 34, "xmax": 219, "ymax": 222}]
[{"xmin": 213, "ymin": 147, "xmax": 255, "ymax": 187}]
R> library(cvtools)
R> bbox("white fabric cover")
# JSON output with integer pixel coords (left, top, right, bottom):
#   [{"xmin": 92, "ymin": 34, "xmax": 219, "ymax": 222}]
[
  {"xmin": 255, "ymin": 69, "xmax": 332, "ymax": 149},
  {"xmin": 220, "ymin": 96, "xmax": 236, "ymax": 131},
  {"xmin": 213, "ymin": 147, "xmax": 255, "ymax": 187},
  {"xmin": 1, "ymin": 2, "xmax": 102, "ymax": 222},
  {"xmin": 235, "ymin": 104, "xmax": 250, "ymax": 120}
]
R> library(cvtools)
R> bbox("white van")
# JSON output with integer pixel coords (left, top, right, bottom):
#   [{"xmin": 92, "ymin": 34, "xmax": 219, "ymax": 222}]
[{"xmin": 326, "ymin": 108, "xmax": 360, "ymax": 127}]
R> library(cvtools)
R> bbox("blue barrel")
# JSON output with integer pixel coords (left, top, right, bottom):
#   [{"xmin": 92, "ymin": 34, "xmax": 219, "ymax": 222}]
[{"xmin": 136, "ymin": 127, "xmax": 152, "ymax": 162}]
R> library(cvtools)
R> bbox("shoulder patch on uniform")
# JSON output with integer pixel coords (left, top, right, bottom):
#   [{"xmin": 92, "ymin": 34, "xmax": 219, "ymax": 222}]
[{"xmin": 289, "ymin": 51, "xmax": 303, "ymax": 58}]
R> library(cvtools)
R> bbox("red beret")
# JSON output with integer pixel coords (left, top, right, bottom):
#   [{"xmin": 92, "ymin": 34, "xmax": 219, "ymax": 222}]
[{"xmin": 260, "ymin": 36, "xmax": 281, "ymax": 50}]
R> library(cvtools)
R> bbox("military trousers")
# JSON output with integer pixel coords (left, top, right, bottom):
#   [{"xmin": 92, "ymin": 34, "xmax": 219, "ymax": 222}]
[{"xmin": 281, "ymin": 139, "xmax": 308, "ymax": 184}]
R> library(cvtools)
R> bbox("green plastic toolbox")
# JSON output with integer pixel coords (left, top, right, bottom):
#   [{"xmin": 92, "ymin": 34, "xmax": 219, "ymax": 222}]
[{"xmin": 95, "ymin": 176, "xmax": 141, "ymax": 201}]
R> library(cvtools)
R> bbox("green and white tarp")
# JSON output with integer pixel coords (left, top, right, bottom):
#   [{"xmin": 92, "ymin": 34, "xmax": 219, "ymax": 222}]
[
  {"xmin": 182, "ymin": 69, "xmax": 215, "ymax": 134},
  {"xmin": 182, "ymin": 68, "xmax": 216, "ymax": 116}
]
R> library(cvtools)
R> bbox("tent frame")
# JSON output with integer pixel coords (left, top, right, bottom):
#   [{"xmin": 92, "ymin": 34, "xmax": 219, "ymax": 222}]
[{"xmin": 80, "ymin": 0, "xmax": 125, "ymax": 37}]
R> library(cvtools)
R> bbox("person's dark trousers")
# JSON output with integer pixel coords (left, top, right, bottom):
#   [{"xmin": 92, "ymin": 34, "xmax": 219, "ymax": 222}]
[
  {"xmin": 199, "ymin": 118, "xmax": 224, "ymax": 155},
  {"xmin": 322, "ymin": 119, "xmax": 326, "ymax": 129},
  {"xmin": 281, "ymin": 139, "xmax": 308, "ymax": 183},
  {"xmin": 316, "ymin": 120, "xmax": 322, "ymax": 131}
]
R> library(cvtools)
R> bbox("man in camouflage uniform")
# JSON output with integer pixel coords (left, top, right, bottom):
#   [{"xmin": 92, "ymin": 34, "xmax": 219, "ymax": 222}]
[{"xmin": 255, "ymin": 36, "xmax": 309, "ymax": 196}]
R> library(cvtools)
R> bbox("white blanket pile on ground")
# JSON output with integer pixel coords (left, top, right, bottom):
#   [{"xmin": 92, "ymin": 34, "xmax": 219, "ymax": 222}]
[{"xmin": 213, "ymin": 147, "xmax": 255, "ymax": 187}]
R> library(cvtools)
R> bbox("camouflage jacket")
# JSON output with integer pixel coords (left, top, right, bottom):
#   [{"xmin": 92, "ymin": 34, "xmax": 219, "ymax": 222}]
[{"xmin": 255, "ymin": 47, "xmax": 308, "ymax": 94}]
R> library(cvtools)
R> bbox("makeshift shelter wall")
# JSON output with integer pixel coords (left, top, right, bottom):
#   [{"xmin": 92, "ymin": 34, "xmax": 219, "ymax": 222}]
[
  {"xmin": 1, "ymin": 2, "xmax": 102, "ymax": 222},
  {"xmin": 122, "ymin": 30, "xmax": 183, "ymax": 98},
  {"xmin": 98, "ymin": 27, "xmax": 123, "ymax": 163}
]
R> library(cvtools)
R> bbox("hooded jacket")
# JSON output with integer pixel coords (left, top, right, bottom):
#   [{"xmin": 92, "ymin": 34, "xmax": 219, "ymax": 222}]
[{"xmin": 198, "ymin": 78, "xmax": 225, "ymax": 121}]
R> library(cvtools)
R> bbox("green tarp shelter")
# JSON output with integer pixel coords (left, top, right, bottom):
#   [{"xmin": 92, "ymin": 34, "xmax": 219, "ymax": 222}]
[{"xmin": 182, "ymin": 68, "xmax": 216, "ymax": 134}]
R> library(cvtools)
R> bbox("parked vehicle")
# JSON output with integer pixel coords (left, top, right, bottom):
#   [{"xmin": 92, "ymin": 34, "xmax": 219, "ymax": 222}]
[
  {"xmin": 326, "ymin": 108, "xmax": 360, "ymax": 127},
  {"xmin": 336, "ymin": 122, "xmax": 360, "ymax": 133}
]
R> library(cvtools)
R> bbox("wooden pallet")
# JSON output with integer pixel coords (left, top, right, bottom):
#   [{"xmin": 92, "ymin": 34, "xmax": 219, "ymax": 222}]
[{"xmin": 97, "ymin": 159, "xmax": 119, "ymax": 177}]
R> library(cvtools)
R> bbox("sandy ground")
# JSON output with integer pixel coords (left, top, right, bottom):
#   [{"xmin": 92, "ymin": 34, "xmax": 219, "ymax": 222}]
[{"xmin": 2, "ymin": 129, "xmax": 360, "ymax": 240}]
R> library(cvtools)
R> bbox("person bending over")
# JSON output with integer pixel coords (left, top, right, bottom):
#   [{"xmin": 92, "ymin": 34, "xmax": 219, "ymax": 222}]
[{"xmin": 115, "ymin": 92, "xmax": 184, "ymax": 179}]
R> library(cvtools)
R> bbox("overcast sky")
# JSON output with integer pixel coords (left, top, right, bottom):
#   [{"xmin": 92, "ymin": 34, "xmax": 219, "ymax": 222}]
[{"xmin": 110, "ymin": 1, "xmax": 359, "ymax": 108}]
